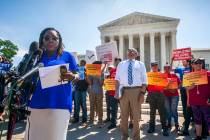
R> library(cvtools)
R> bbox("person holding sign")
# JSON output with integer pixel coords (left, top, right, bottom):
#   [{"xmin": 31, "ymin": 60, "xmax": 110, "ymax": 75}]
[
  {"xmin": 86, "ymin": 61, "xmax": 105, "ymax": 128},
  {"xmin": 72, "ymin": 60, "xmax": 89, "ymax": 125},
  {"xmin": 25, "ymin": 28, "xmax": 78, "ymax": 140},
  {"xmin": 147, "ymin": 61, "xmax": 169, "ymax": 136},
  {"xmin": 163, "ymin": 64, "xmax": 181, "ymax": 132},
  {"xmin": 115, "ymin": 48, "xmax": 147, "ymax": 140},
  {"xmin": 105, "ymin": 58, "xmax": 121, "ymax": 130},
  {"xmin": 186, "ymin": 58, "xmax": 210, "ymax": 140}
]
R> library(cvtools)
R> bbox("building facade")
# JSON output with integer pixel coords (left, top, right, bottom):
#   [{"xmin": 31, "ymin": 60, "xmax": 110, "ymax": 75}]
[
  {"xmin": 98, "ymin": 12, "xmax": 180, "ymax": 70},
  {"xmin": 192, "ymin": 48, "xmax": 210, "ymax": 70}
]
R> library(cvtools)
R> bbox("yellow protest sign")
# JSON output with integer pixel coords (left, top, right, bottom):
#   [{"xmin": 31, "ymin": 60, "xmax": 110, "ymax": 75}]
[
  {"xmin": 183, "ymin": 71, "xmax": 208, "ymax": 87},
  {"xmin": 104, "ymin": 78, "xmax": 116, "ymax": 90},
  {"xmin": 147, "ymin": 72, "xmax": 168, "ymax": 87},
  {"xmin": 86, "ymin": 64, "xmax": 101, "ymax": 76}
]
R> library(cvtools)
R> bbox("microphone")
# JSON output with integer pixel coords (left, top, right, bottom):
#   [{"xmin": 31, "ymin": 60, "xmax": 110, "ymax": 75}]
[
  {"xmin": 18, "ymin": 63, "xmax": 44, "ymax": 82},
  {"xmin": 32, "ymin": 49, "xmax": 43, "ymax": 67}
]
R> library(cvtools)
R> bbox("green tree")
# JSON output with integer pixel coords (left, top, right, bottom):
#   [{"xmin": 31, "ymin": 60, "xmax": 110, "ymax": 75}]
[{"xmin": 0, "ymin": 39, "xmax": 18, "ymax": 61}]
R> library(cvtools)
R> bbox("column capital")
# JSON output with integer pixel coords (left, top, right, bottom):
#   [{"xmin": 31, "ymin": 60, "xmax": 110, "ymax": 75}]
[
  {"xmin": 160, "ymin": 31, "xmax": 166, "ymax": 36},
  {"xmin": 149, "ymin": 32, "xmax": 155, "ymax": 37},
  {"xmin": 139, "ymin": 33, "xmax": 145, "ymax": 37},
  {"xmin": 128, "ymin": 34, "xmax": 133, "ymax": 37}
]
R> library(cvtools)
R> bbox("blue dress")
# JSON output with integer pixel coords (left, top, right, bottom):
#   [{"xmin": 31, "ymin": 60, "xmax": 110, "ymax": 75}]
[{"xmin": 29, "ymin": 51, "xmax": 77, "ymax": 112}]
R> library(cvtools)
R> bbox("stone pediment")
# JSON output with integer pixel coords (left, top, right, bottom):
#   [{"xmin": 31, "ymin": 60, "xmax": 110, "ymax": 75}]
[{"xmin": 99, "ymin": 12, "xmax": 179, "ymax": 29}]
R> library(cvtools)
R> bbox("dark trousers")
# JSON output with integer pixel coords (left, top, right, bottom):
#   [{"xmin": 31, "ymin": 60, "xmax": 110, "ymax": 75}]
[
  {"xmin": 183, "ymin": 107, "xmax": 193, "ymax": 132},
  {"xmin": 105, "ymin": 92, "xmax": 111, "ymax": 120},
  {"xmin": 180, "ymin": 88, "xmax": 187, "ymax": 119},
  {"xmin": 73, "ymin": 90, "xmax": 87, "ymax": 122},
  {"xmin": 108, "ymin": 94, "xmax": 118, "ymax": 125},
  {"xmin": 148, "ymin": 92, "xmax": 166, "ymax": 128}
]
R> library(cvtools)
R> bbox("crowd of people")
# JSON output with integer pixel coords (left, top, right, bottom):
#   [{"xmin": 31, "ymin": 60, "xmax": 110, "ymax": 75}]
[{"xmin": 0, "ymin": 27, "xmax": 209, "ymax": 140}]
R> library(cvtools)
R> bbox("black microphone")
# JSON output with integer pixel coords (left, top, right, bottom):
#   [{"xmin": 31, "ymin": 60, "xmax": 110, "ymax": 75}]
[
  {"xmin": 17, "ymin": 41, "xmax": 40, "ymax": 76},
  {"xmin": 32, "ymin": 49, "xmax": 43, "ymax": 67},
  {"xmin": 18, "ymin": 63, "xmax": 44, "ymax": 82}
]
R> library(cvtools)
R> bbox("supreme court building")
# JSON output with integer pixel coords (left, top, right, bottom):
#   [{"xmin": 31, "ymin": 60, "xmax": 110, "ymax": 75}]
[{"xmin": 98, "ymin": 12, "xmax": 180, "ymax": 70}]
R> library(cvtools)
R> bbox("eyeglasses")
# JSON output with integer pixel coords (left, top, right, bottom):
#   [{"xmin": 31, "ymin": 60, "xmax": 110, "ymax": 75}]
[{"xmin": 43, "ymin": 36, "xmax": 59, "ymax": 42}]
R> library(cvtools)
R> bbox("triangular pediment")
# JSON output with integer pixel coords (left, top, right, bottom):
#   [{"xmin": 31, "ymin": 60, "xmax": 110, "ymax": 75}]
[{"xmin": 99, "ymin": 12, "xmax": 179, "ymax": 29}]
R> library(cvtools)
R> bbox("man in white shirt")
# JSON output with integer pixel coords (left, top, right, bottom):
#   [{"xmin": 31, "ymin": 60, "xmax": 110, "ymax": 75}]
[{"xmin": 115, "ymin": 48, "xmax": 147, "ymax": 140}]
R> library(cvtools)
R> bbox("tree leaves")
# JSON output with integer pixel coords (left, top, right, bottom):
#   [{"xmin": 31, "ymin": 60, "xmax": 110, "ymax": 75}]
[{"xmin": 0, "ymin": 39, "xmax": 19, "ymax": 61}]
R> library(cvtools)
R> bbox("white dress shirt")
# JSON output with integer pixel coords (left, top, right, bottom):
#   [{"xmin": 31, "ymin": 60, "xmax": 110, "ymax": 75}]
[{"xmin": 115, "ymin": 59, "xmax": 147, "ymax": 87}]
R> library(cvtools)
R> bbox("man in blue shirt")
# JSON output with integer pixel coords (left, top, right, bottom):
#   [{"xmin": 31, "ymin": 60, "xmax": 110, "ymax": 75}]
[{"xmin": 174, "ymin": 60, "xmax": 192, "ymax": 136}]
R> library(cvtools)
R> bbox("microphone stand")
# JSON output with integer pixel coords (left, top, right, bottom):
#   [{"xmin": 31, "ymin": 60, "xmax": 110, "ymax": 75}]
[{"xmin": 0, "ymin": 57, "xmax": 43, "ymax": 140}]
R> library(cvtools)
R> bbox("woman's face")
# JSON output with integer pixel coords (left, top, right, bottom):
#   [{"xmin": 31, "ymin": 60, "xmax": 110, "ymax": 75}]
[{"xmin": 43, "ymin": 30, "xmax": 59, "ymax": 52}]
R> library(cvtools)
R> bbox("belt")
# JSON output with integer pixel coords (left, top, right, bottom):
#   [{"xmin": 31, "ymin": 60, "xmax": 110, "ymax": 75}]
[{"xmin": 123, "ymin": 86, "xmax": 141, "ymax": 89}]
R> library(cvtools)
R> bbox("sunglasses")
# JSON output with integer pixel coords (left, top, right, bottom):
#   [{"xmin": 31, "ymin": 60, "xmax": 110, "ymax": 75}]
[
  {"xmin": 44, "ymin": 36, "xmax": 59, "ymax": 42},
  {"xmin": 194, "ymin": 62, "xmax": 202, "ymax": 64}
]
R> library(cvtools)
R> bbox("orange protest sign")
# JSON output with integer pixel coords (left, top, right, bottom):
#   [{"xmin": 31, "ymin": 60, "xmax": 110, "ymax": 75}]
[
  {"xmin": 104, "ymin": 78, "xmax": 116, "ymax": 90},
  {"xmin": 183, "ymin": 71, "xmax": 208, "ymax": 87},
  {"xmin": 167, "ymin": 78, "xmax": 178, "ymax": 89},
  {"xmin": 86, "ymin": 64, "xmax": 101, "ymax": 76},
  {"xmin": 147, "ymin": 72, "xmax": 168, "ymax": 87}
]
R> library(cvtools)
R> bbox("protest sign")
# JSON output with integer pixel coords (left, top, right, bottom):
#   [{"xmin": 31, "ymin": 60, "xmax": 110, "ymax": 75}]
[
  {"xmin": 183, "ymin": 71, "xmax": 208, "ymax": 87},
  {"xmin": 147, "ymin": 72, "xmax": 168, "ymax": 87},
  {"xmin": 172, "ymin": 47, "xmax": 192, "ymax": 61},
  {"xmin": 85, "ymin": 50, "xmax": 96, "ymax": 64},
  {"xmin": 104, "ymin": 78, "xmax": 116, "ymax": 90},
  {"xmin": 167, "ymin": 77, "xmax": 178, "ymax": 89},
  {"xmin": 95, "ymin": 41, "xmax": 118, "ymax": 64},
  {"xmin": 86, "ymin": 64, "xmax": 101, "ymax": 76}
]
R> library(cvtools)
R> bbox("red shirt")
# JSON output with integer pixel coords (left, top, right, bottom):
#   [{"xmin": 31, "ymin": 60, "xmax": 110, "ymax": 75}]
[
  {"xmin": 147, "ymin": 85, "xmax": 164, "ymax": 93},
  {"xmin": 163, "ymin": 73, "xmax": 180, "ymax": 97},
  {"xmin": 189, "ymin": 71, "xmax": 210, "ymax": 106},
  {"xmin": 107, "ymin": 68, "xmax": 116, "ymax": 96}
]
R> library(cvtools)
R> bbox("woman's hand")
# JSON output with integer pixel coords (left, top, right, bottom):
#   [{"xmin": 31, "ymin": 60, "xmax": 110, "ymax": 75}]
[{"xmin": 60, "ymin": 71, "xmax": 76, "ymax": 82}]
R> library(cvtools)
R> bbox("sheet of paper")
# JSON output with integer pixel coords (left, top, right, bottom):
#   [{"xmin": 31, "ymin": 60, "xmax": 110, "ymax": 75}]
[{"xmin": 39, "ymin": 64, "xmax": 69, "ymax": 89}]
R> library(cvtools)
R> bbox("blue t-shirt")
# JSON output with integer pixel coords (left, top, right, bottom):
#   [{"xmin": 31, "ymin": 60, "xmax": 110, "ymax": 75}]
[{"xmin": 29, "ymin": 51, "xmax": 77, "ymax": 112}]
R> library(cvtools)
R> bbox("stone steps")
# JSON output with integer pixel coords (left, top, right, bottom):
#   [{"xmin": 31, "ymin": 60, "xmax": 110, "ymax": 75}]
[{"xmin": 74, "ymin": 93, "xmax": 184, "ymax": 117}]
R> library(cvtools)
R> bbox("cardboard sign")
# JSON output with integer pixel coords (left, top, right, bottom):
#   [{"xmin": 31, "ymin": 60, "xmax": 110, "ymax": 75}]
[
  {"xmin": 172, "ymin": 47, "xmax": 192, "ymax": 61},
  {"xmin": 104, "ymin": 78, "xmax": 116, "ymax": 90},
  {"xmin": 86, "ymin": 64, "xmax": 101, "ymax": 76},
  {"xmin": 147, "ymin": 72, "xmax": 168, "ymax": 87},
  {"xmin": 95, "ymin": 41, "xmax": 118, "ymax": 64},
  {"xmin": 183, "ymin": 71, "xmax": 208, "ymax": 87},
  {"xmin": 85, "ymin": 50, "xmax": 96, "ymax": 64},
  {"xmin": 167, "ymin": 77, "xmax": 178, "ymax": 89}
]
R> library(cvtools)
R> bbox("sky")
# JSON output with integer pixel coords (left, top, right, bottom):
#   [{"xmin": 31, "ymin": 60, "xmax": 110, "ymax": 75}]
[{"xmin": 0, "ymin": 0, "xmax": 210, "ymax": 66}]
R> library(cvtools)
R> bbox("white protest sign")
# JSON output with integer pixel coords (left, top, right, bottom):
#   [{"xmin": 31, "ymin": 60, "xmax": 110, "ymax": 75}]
[
  {"xmin": 85, "ymin": 50, "xmax": 96, "ymax": 64},
  {"xmin": 95, "ymin": 41, "xmax": 118, "ymax": 64},
  {"xmin": 39, "ymin": 64, "xmax": 69, "ymax": 89}
]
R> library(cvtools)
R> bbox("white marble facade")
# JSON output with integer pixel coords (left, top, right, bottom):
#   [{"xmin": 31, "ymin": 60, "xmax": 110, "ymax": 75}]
[{"xmin": 98, "ymin": 12, "xmax": 179, "ymax": 71}]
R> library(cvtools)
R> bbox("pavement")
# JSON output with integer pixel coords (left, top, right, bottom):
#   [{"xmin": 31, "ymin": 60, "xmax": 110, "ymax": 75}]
[{"xmin": 1, "ymin": 114, "xmax": 208, "ymax": 140}]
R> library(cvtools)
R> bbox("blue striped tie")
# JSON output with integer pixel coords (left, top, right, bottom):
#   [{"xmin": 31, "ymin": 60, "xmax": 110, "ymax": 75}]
[{"xmin": 128, "ymin": 61, "xmax": 133, "ymax": 85}]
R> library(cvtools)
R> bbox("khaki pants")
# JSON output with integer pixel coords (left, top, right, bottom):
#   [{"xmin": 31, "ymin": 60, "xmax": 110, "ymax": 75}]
[
  {"xmin": 120, "ymin": 88, "xmax": 141, "ymax": 140},
  {"xmin": 89, "ymin": 92, "xmax": 103, "ymax": 123}
]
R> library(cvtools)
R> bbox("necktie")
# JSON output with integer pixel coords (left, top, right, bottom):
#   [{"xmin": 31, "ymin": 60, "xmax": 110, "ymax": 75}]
[{"xmin": 128, "ymin": 61, "xmax": 133, "ymax": 85}]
